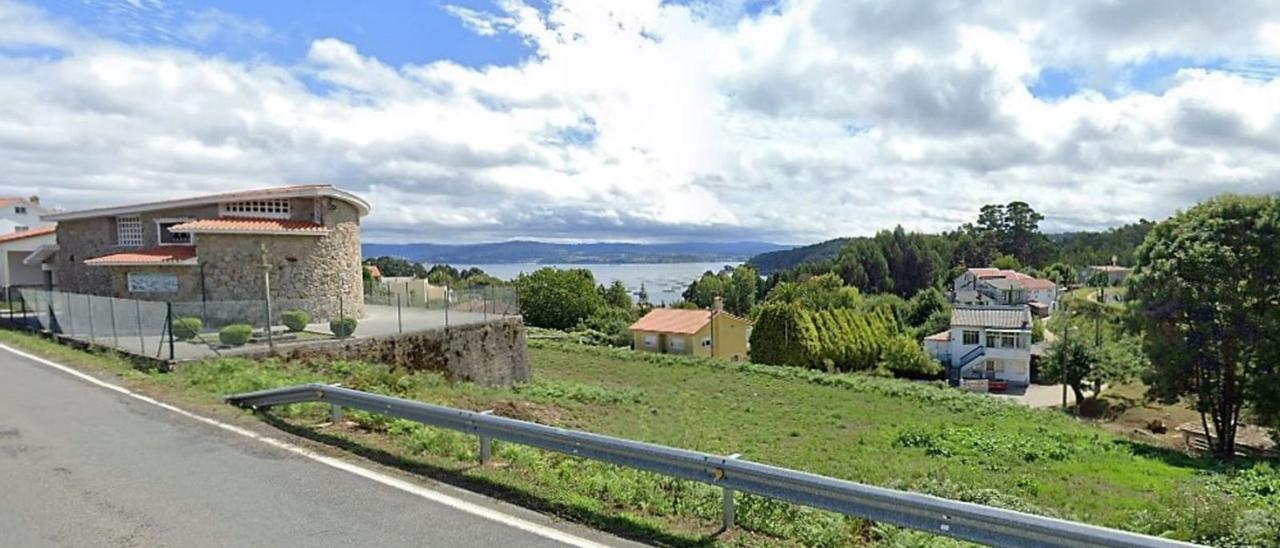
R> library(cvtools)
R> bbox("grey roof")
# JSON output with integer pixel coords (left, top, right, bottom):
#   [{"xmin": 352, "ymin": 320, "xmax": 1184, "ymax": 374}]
[
  {"xmin": 950, "ymin": 305, "xmax": 1031, "ymax": 329},
  {"xmin": 982, "ymin": 278, "xmax": 1023, "ymax": 291}
]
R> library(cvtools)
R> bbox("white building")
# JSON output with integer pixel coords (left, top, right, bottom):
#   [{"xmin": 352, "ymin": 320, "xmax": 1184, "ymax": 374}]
[
  {"xmin": 0, "ymin": 226, "xmax": 56, "ymax": 288},
  {"xmin": 925, "ymin": 305, "xmax": 1033, "ymax": 386},
  {"xmin": 953, "ymin": 267, "xmax": 1057, "ymax": 315},
  {"xmin": 0, "ymin": 196, "xmax": 49, "ymax": 234}
]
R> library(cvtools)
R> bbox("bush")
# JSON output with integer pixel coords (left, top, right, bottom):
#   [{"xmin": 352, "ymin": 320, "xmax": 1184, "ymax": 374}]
[
  {"xmin": 281, "ymin": 309, "xmax": 310, "ymax": 332},
  {"xmin": 219, "ymin": 324, "xmax": 253, "ymax": 347},
  {"xmin": 172, "ymin": 317, "xmax": 203, "ymax": 340},
  {"xmin": 877, "ymin": 335, "xmax": 943, "ymax": 378},
  {"xmin": 330, "ymin": 317, "xmax": 358, "ymax": 338}
]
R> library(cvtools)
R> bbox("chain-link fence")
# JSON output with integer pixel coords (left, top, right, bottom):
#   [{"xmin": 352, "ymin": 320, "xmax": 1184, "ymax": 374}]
[
  {"xmin": 365, "ymin": 280, "xmax": 519, "ymax": 334},
  {"xmin": 1, "ymin": 284, "xmax": 520, "ymax": 362}
]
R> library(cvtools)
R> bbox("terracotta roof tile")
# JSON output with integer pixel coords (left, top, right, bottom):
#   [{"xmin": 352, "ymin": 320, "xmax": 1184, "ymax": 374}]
[
  {"xmin": 924, "ymin": 330, "xmax": 951, "ymax": 342},
  {"xmin": 0, "ymin": 225, "xmax": 55, "ymax": 244},
  {"xmin": 630, "ymin": 308, "xmax": 712, "ymax": 335},
  {"xmin": 84, "ymin": 246, "xmax": 197, "ymax": 266},
  {"xmin": 168, "ymin": 217, "xmax": 327, "ymax": 235},
  {"xmin": 970, "ymin": 267, "xmax": 1057, "ymax": 290}
]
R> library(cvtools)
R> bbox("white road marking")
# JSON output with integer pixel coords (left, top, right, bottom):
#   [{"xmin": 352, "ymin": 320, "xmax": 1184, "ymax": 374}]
[{"xmin": 0, "ymin": 343, "xmax": 611, "ymax": 548}]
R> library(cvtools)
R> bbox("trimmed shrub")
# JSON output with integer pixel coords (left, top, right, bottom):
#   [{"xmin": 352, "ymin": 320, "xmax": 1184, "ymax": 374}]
[
  {"xmin": 219, "ymin": 324, "xmax": 253, "ymax": 347},
  {"xmin": 281, "ymin": 309, "xmax": 310, "ymax": 332},
  {"xmin": 172, "ymin": 317, "xmax": 203, "ymax": 340},
  {"xmin": 330, "ymin": 317, "xmax": 358, "ymax": 338}
]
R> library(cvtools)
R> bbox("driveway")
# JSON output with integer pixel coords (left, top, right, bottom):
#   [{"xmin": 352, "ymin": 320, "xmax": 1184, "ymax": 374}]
[{"xmin": 990, "ymin": 383, "xmax": 1100, "ymax": 408}]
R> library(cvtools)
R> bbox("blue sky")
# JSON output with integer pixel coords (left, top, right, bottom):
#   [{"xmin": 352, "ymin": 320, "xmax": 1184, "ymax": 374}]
[
  {"xmin": 2, "ymin": 1, "xmax": 1279, "ymax": 243},
  {"xmin": 43, "ymin": 0, "xmax": 535, "ymax": 67}
]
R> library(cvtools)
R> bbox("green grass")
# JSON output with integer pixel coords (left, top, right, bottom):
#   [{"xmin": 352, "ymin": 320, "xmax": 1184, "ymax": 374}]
[{"xmin": 0, "ymin": 330, "xmax": 1276, "ymax": 546}]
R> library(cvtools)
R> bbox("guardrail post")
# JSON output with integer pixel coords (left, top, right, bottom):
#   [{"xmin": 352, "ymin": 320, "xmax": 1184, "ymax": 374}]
[
  {"xmin": 478, "ymin": 409, "xmax": 494, "ymax": 464},
  {"xmin": 330, "ymin": 403, "xmax": 344, "ymax": 424},
  {"xmin": 723, "ymin": 453, "xmax": 741, "ymax": 530}
]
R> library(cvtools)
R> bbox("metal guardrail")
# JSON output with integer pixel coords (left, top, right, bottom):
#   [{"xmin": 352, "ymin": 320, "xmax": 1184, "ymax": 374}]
[{"xmin": 226, "ymin": 383, "xmax": 1197, "ymax": 548}]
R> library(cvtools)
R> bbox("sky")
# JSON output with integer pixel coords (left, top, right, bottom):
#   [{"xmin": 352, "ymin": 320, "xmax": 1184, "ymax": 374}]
[{"xmin": 2, "ymin": 1, "xmax": 1279, "ymax": 244}]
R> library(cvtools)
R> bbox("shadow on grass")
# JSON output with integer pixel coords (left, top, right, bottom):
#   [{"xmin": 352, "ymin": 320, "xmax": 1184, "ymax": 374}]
[{"xmin": 257, "ymin": 412, "xmax": 721, "ymax": 548}]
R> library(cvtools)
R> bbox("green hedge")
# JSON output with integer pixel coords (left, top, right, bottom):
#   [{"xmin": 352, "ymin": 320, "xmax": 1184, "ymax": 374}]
[
  {"xmin": 281, "ymin": 309, "xmax": 310, "ymax": 332},
  {"xmin": 749, "ymin": 303, "xmax": 900, "ymax": 373},
  {"xmin": 172, "ymin": 317, "xmax": 203, "ymax": 340},
  {"xmin": 219, "ymin": 324, "xmax": 253, "ymax": 347},
  {"xmin": 330, "ymin": 317, "xmax": 357, "ymax": 338}
]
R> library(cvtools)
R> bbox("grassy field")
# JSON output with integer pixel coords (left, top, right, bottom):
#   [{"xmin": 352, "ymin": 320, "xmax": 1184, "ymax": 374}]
[{"xmin": 1, "ymin": 331, "xmax": 1277, "ymax": 546}]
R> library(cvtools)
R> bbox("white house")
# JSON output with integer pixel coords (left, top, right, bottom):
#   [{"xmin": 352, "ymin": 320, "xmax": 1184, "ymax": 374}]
[
  {"xmin": 0, "ymin": 225, "xmax": 57, "ymax": 288},
  {"xmin": 953, "ymin": 267, "xmax": 1057, "ymax": 314},
  {"xmin": 0, "ymin": 196, "xmax": 49, "ymax": 234},
  {"xmin": 925, "ymin": 305, "xmax": 1033, "ymax": 386}
]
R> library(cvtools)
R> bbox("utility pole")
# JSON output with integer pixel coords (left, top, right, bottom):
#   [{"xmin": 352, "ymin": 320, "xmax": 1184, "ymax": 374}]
[{"xmin": 259, "ymin": 243, "xmax": 274, "ymax": 352}]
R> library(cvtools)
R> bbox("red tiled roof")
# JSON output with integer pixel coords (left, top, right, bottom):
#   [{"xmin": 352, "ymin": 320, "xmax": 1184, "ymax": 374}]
[
  {"xmin": 629, "ymin": 308, "xmax": 753, "ymax": 335},
  {"xmin": 365, "ymin": 264, "xmax": 382, "ymax": 279},
  {"xmin": 168, "ymin": 217, "xmax": 328, "ymax": 235},
  {"xmin": 0, "ymin": 225, "xmax": 55, "ymax": 244},
  {"xmin": 970, "ymin": 268, "xmax": 1056, "ymax": 290},
  {"xmin": 84, "ymin": 246, "xmax": 197, "ymax": 266},
  {"xmin": 630, "ymin": 308, "xmax": 711, "ymax": 334},
  {"xmin": 924, "ymin": 330, "xmax": 951, "ymax": 342}
]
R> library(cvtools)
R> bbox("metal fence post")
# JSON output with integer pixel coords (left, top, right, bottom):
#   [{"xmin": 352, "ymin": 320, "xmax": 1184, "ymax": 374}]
[
  {"xmin": 65, "ymin": 292, "xmax": 74, "ymax": 337},
  {"xmin": 86, "ymin": 294, "xmax": 95, "ymax": 343},
  {"xmin": 478, "ymin": 409, "xmax": 494, "ymax": 464},
  {"xmin": 444, "ymin": 282, "xmax": 449, "ymax": 328},
  {"xmin": 135, "ymin": 299, "xmax": 145, "ymax": 355},
  {"xmin": 482, "ymin": 287, "xmax": 488, "ymax": 321},
  {"xmin": 166, "ymin": 302, "xmax": 175, "ymax": 361},
  {"xmin": 109, "ymin": 297, "xmax": 119, "ymax": 349},
  {"xmin": 396, "ymin": 293, "xmax": 402, "ymax": 334},
  {"xmin": 723, "ymin": 453, "xmax": 741, "ymax": 530}
]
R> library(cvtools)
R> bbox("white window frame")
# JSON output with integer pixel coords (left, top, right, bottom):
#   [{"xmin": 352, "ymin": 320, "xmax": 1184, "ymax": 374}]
[
  {"xmin": 154, "ymin": 218, "xmax": 195, "ymax": 246},
  {"xmin": 220, "ymin": 199, "xmax": 290, "ymax": 219},
  {"xmin": 14, "ymin": 206, "xmax": 26, "ymax": 215},
  {"xmin": 116, "ymin": 215, "xmax": 143, "ymax": 247},
  {"xmin": 643, "ymin": 334, "xmax": 657, "ymax": 348},
  {"xmin": 13, "ymin": 225, "xmax": 28, "ymax": 232},
  {"xmin": 701, "ymin": 337, "xmax": 712, "ymax": 348},
  {"xmin": 962, "ymin": 330, "xmax": 979, "ymax": 345}
]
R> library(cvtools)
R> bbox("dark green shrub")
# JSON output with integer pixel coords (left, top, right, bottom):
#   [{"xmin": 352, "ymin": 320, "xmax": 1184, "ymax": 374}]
[
  {"xmin": 281, "ymin": 309, "xmax": 310, "ymax": 332},
  {"xmin": 172, "ymin": 317, "xmax": 203, "ymax": 340},
  {"xmin": 219, "ymin": 324, "xmax": 253, "ymax": 347},
  {"xmin": 330, "ymin": 317, "xmax": 357, "ymax": 338}
]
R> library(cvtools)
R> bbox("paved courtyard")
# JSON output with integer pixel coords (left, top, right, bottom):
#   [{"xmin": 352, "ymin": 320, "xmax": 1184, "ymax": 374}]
[{"xmin": 29, "ymin": 304, "xmax": 516, "ymax": 362}]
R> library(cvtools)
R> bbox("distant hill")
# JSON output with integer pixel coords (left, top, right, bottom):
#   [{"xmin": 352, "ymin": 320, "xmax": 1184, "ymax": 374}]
[
  {"xmin": 361, "ymin": 240, "xmax": 789, "ymax": 264},
  {"xmin": 746, "ymin": 238, "xmax": 851, "ymax": 274}
]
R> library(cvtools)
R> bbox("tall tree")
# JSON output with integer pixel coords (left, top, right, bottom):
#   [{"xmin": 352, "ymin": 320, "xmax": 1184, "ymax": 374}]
[
  {"xmin": 515, "ymin": 268, "xmax": 605, "ymax": 329},
  {"xmin": 601, "ymin": 280, "xmax": 632, "ymax": 309},
  {"xmin": 728, "ymin": 265, "xmax": 759, "ymax": 315},
  {"xmin": 1129, "ymin": 195, "xmax": 1280, "ymax": 458}
]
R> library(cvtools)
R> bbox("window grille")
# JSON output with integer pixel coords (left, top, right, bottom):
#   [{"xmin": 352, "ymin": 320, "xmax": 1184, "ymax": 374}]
[
  {"xmin": 221, "ymin": 199, "xmax": 290, "ymax": 219},
  {"xmin": 117, "ymin": 216, "xmax": 142, "ymax": 247}
]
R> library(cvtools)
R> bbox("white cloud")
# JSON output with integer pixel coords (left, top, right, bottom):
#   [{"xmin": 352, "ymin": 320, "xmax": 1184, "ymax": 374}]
[{"xmin": 1, "ymin": 0, "xmax": 1279, "ymax": 243}]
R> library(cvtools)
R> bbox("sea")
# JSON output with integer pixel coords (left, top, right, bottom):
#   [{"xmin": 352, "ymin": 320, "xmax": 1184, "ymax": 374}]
[{"xmin": 457, "ymin": 262, "xmax": 740, "ymax": 305}]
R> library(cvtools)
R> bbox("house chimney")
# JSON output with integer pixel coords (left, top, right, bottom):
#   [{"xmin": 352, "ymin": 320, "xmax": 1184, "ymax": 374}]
[
  {"xmin": 712, "ymin": 296, "xmax": 724, "ymax": 313},
  {"xmin": 28, "ymin": 195, "xmax": 38, "ymax": 204}
]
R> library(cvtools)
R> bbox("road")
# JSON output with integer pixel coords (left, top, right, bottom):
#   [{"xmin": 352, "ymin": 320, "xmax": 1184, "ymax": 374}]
[{"xmin": 0, "ymin": 346, "xmax": 618, "ymax": 547}]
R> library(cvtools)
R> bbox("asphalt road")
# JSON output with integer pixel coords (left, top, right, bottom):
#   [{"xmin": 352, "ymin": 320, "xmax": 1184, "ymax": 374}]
[{"xmin": 0, "ymin": 347, "xmax": 614, "ymax": 547}]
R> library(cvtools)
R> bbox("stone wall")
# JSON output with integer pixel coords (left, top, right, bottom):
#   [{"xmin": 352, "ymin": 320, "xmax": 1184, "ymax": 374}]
[{"xmin": 261, "ymin": 318, "xmax": 531, "ymax": 388}]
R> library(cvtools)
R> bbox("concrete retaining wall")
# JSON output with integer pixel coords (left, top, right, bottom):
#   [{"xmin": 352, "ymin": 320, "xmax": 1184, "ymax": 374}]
[{"xmin": 257, "ymin": 318, "xmax": 530, "ymax": 388}]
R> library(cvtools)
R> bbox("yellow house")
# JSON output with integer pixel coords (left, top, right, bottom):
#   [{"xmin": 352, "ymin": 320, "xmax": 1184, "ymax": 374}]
[{"xmin": 629, "ymin": 299, "xmax": 754, "ymax": 361}]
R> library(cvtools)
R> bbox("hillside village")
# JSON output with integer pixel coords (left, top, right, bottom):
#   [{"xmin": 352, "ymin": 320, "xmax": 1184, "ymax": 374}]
[{"xmin": 5, "ymin": 185, "xmax": 1278, "ymax": 546}]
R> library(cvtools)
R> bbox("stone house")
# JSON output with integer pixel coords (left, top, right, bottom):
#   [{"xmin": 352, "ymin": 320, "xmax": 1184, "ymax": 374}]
[{"xmin": 41, "ymin": 185, "xmax": 369, "ymax": 323}]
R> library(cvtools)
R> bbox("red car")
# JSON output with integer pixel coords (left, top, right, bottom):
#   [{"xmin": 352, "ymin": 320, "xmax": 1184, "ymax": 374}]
[{"xmin": 988, "ymin": 380, "xmax": 1009, "ymax": 392}]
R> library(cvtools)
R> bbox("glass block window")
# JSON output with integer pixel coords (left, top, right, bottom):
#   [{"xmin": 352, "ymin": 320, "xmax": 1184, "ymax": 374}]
[
  {"xmin": 221, "ymin": 199, "xmax": 290, "ymax": 219},
  {"xmin": 116, "ymin": 215, "xmax": 142, "ymax": 247}
]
